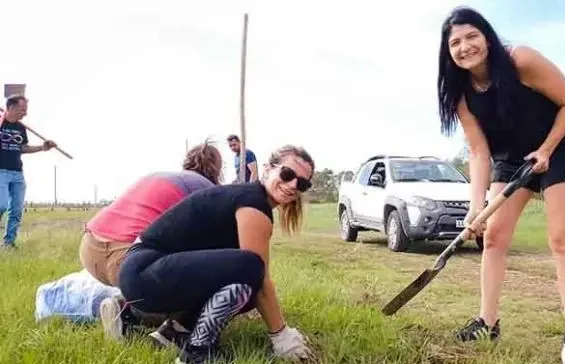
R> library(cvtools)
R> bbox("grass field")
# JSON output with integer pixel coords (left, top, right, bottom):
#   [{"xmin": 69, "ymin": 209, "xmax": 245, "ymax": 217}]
[{"xmin": 0, "ymin": 200, "xmax": 562, "ymax": 363}]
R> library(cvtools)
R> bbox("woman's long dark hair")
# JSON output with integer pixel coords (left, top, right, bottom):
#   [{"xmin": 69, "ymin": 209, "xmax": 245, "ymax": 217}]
[{"xmin": 437, "ymin": 6, "xmax": 523, "ymax": 136}]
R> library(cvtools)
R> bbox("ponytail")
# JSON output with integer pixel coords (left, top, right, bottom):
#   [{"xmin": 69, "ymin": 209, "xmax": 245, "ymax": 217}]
[{"xmin": 277, "ymin": 193, "xmax": 303, "ymax": 235}]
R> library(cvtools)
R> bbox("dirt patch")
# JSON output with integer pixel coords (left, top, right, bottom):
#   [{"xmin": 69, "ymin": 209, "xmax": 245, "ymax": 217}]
[
  {"xmin": 425, "ymin": 344, "xmax": 477, "ymax": 363},
  {"xmin": 297, "ymin": 231, "xmax": 560, "ymax": 311}
]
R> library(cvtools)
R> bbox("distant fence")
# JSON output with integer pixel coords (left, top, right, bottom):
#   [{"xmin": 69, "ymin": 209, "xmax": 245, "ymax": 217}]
[
  {"xmin": 23, "ymin": 202, "xmax": 110, "ymax": 213},
  {"xmin": 21, "ymin": 193, "xmax": 545, "ymax": 213}
]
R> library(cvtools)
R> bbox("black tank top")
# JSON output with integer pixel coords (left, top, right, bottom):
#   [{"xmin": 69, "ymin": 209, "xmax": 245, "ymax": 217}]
[
  {"xmin": 464, "ymin": 80, "xmax": 560, "ymax": 163},
  {"xmin": 136, "ymin": 181, "xmax": 274, "ymax": 254}
]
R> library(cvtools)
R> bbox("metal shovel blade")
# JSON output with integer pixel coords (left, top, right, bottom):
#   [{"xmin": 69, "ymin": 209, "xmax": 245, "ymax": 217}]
[
  {"xmin": 380, "ymin": 160, "xmax": 535, "ymax": 317},
  {"xmin": 381, "ymin": 233, "xmax": 462, "ymax": 316},
  {"xmin": 381, "ymin": 267, "xmax": 442, "ymax": 316}
]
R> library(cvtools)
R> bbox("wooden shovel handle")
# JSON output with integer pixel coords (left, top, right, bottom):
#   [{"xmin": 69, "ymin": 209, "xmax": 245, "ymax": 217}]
[
  {"xmin": 463, "ymin": 160, "xmax": 535, "ymax": 240},
  {"xmin": 1, "ymin": 109, "xmax": 72, "ymax": 160},
  {"xmin": 19, "ymin": 121, "xmax": 73, "ymax": 160}
]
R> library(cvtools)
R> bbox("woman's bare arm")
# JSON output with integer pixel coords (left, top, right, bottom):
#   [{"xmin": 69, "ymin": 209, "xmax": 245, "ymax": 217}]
[{"xmin": 235, "ymin": 207, "xmax": 286, "ymax": 333}]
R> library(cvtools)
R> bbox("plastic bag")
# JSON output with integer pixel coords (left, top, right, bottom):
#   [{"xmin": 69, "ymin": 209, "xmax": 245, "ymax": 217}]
[{"xmin": 35, "ymin": 269, "xmax": 122, "ymax": 324}]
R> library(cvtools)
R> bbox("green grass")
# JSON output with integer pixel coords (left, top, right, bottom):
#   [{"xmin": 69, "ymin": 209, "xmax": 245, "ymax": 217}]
[{"xmin": 0, "ymin": 200, "xmax": 562, "ymax": 363}]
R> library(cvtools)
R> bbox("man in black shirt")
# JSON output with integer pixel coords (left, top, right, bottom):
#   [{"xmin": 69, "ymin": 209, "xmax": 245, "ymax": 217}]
[{"xmin": 0, "ymin": 95, "xmax": 56, "ymax": 248}]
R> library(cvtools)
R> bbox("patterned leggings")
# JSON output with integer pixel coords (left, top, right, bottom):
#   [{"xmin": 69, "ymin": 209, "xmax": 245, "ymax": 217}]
[
  {"xmin": 118, "ymin": 247, "xmax": 265, "ymax": 346},
  {"xmin": 189, "ymin": 283, "xmax": 253, "ymax": 346}
]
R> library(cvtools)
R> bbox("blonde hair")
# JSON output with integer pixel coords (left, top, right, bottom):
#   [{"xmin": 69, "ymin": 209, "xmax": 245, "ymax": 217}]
[
  {"xmin": 267, "ymin": 145, "xmax": 315, "ymax": 235},
  {"xmin": 182, "ymin": 138, "xmax": 223, "ymax": 185}
]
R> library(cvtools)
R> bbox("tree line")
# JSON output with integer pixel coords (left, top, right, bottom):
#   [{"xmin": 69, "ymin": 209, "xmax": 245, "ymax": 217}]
[{"xmin": 22, "ymin": 158, "xmax": 473, "ymax": 208}]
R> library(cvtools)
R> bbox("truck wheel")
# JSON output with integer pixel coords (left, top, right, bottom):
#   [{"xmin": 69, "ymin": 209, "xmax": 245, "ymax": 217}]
[
  {"xmin": 340, "ymin": 209, "xmax": 358, "ymax": 242},
  {"xmin": 475, "ymin": 236, "xmax": 484, "ymax": 251},
  {"xmin": 386, "ymin": 210, "xmax": 409, "ymax": 252}
]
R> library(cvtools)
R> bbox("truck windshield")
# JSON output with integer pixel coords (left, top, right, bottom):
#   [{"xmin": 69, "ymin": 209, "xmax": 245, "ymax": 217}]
[{"xmin": 390, "ymin": 160, "xmax": 468, "ymax": 183}]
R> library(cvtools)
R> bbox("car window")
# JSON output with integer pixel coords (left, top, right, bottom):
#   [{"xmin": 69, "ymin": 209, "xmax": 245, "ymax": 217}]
[
  {"xmin": 356, "ymin": 161, "xmax": 377, "ymax": 185},
  {"xmin": 390, "ymin": 160, "xmax": 468, "ymax": 183},
  {"xmin": 372, "ymin": 162, "xmax": 386, "ymax": 183}
]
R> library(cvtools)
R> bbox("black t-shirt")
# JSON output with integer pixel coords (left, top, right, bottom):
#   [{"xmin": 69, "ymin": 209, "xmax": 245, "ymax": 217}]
[
  {"xmin": 137, "ymin": 181, "xmax": 274, "ymax": 253},
  {"xmin": 0, "ymin": 121, "xmax": 28, "ymax": 171}
]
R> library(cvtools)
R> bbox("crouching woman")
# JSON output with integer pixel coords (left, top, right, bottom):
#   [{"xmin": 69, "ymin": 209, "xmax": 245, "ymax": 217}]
[{"xmin": 118, "ymin": 145, "xmax": 316, "ymax": 363}]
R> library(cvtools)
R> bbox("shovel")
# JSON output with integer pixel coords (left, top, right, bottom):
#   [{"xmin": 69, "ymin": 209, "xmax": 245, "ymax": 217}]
[
  {"xmin": 381, "ymin": 159, "xmax": 536, "ymax": 316},
  {"xmin": 0, "ymin": 108, "xmax": 73, "ymax": 160}
]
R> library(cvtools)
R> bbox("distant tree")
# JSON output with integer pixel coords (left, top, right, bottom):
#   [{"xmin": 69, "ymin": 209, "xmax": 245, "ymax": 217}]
[
  {"xmin": 336, "ymin": 170, "xmax": 354, "ymax": 187},
  {"xmin": 304, "ymin": 168, "xmax": 348, "ymax": 203},
  {"xmin": 308, "ymin": 168, "xmax": 337, "ymax": 203}
]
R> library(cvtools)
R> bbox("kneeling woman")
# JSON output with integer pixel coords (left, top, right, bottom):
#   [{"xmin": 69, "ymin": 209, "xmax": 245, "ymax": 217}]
[
  {"xmin": 80, "ymin": 140, "xmax": 222, "ymax": 288},
  {"xmin": 118, "ymin": 145, "xmax": 315, "ymax": 363}
]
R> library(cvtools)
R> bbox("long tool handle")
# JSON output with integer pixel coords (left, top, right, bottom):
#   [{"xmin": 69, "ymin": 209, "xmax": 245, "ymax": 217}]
[
  {"xmin": 432, "ymin": 160, "xmax": 535, "ymax": 270},
  {"xmin": 19, "ymin": 121, "xmax": 73, "ymax": 159},
  {"xmin": 1, "ymin": 109, "xmax": 73, "ymax": 160}
]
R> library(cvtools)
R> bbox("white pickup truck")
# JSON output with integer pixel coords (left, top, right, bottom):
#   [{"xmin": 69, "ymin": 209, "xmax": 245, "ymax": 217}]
[{"xmin": 337, "ymin": 155, "xmax": 483, "ymax": 252}]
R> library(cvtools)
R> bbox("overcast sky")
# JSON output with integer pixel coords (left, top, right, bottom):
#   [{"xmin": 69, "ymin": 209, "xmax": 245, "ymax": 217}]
[{"xmin": 1, "ymin": 0, "xmax": 564, "ymax": 203}]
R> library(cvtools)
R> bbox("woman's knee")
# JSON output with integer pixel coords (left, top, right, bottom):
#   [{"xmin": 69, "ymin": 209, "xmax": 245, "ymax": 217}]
[
  {"xmin": 482, "ymin": 184, "xmax": 532, "ymax": 251},
  {"xmin": 483, "ymin": 219, "xmax": 515, "ymax": 251},
  {"xmin": 548, "ymin": 228, "xmax": 565, "ymax": 255},
  {"xmin": 238, "ymin": 250, "xmax": 266, "ymax": 290},
  {"xmin": 543, "ymin": 183, "xmax": 565, "ymax": 255}
]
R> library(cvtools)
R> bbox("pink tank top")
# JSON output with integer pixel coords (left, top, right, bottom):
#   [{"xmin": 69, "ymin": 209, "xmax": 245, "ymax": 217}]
[{"xmin": 86, "ymin": 171, "xmax": 214, "ymax": 243}]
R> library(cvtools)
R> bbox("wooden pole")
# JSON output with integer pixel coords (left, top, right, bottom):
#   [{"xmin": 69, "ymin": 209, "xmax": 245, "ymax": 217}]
[
  {"xmin": 239, "ymin": 13, "xmax": 249, "ymax": 183},
  {"xmin": 54, "ymin": 165, "xmax": 57, "ymax": 206}
]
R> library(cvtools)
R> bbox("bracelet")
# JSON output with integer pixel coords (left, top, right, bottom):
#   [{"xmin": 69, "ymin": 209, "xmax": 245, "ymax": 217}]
[{"xmin": 269, "ymin": 323, "xmax": 287, "ymax": 335}]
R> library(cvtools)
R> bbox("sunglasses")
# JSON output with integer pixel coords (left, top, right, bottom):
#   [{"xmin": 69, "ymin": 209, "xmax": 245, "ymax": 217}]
[{"xmin": 278, "ymin": 165, "xmax": 312, "ymax": 192}]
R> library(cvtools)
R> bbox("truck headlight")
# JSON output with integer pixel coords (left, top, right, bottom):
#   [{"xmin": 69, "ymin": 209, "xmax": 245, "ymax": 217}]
[{"xmin": 408, "ymin": 196, "xmax": 437, "ymax": 211}]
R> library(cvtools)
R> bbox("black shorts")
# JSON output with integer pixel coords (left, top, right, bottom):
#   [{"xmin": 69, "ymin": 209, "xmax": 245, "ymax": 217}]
[{"xmin": 492, "ymin": 148, "xmax": 565, "ymax": 193}]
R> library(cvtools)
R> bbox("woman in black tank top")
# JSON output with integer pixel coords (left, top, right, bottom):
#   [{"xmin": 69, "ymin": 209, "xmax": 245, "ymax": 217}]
[
  {"xmin": 436, "ymin": 6, "xmax": 565, "ymax": 358},
  {"xmin": 111, "ymin": 145, "xmax": 316, "ymax": 364}
]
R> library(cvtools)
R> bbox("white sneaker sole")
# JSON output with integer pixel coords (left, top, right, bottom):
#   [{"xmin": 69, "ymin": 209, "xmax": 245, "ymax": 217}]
[
  {"xmin": 99, "ymin": 297, "xmax": 123, "ymax": 341},
  {"xmin": 148, "ymin": 330, "xmax": 174, "ymax": 348}
]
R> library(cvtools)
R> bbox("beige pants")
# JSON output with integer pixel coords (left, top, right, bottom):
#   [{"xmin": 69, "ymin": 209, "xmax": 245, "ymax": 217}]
[{"xmin": 79, "ymin": 231, "xmax": 131, "ymax": 287}]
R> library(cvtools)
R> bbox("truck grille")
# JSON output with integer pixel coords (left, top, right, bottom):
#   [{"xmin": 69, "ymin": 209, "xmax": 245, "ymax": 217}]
[{"xmin": 442, "ymin": 200, "xmax": 470, "ymax": 209}]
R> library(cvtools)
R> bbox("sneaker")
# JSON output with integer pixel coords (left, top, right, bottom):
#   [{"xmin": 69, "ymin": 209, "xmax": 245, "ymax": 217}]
[
  {"xmin": 455, "ymin": 317, "xmax": 501, "ymax": 342},
  {"xmin": 99, "ymin": 297, "xmax": 126, "ymax": 340},
  {"xmin": 175, "ymin": 343, "xmax": 218, "ymax": 364},
  {"xmin": 148, "ymin": 319, "xmax": 191, "ymax": 351},
  {"xmin": 99, "ymin": 296, "xmax": 139, "ymax": 340}
]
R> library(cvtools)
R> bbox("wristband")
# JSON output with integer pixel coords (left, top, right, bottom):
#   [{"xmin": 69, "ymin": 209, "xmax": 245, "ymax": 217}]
[{"xmin": 269, "ymin": 323, "xmax": 287, "ymax": 335}]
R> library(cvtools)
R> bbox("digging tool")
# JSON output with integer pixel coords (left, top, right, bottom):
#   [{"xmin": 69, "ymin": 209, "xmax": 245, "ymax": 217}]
[
  {"xmin": 381, "ymin": 159, "xmax": 536, "ymax": 316},
  {"xmin": 0, "ymin": 108, "xmax": 73, "ymax": 160},
  {"xmin": 19, "ymin": 121, "xmax": 73, "ymax": 160}
]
